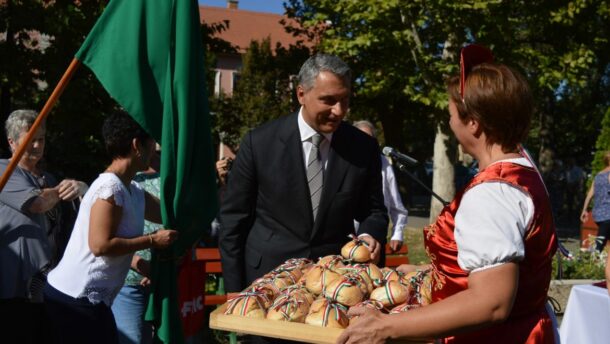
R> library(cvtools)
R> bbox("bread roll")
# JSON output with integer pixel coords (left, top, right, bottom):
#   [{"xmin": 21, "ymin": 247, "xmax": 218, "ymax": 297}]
[
  {"xmin": 305, "ymin": 298, "xmax": 349, "ymax": 328},
  {"xmin": 341, "ymin": 239, "xmax": 371, "ymax": 263},
  {"xmin": 280, "ymin": 283, "xmax": 315, "ymax": 305},
  {"xmin": 369, "ymin": 280, "xmax": 408, "ymax": 308},
  {"xmin": 322, "ymin": 276, "xmax": 365, "ymax": 306},
  {"xmin": 343, "ymin": 266, "xmax": 375, "ymax": 294},
  {"xmin": 304, "ymin": 265, "xmax": 341, "ymax": 295},
  {"xmin": 317, "ymin": 255, "xmax": 345, "ymax": 270},
  {"xmin": 245, "ymin": 282, "xmax": 279, "ymax": 308},
  {"xmin": 381, "ymin": 267, "xmax": 404, "ymax": 282},
  {"xmin": 353, "ymin": 263, "xmax": 384, "ymax": 285},
  {"xmin": 266, "ymin": 294, "xmax": 310, "ymax": 322},
  {"xmin": 224, "ymin": 292, "xmax": 267, "ymax": 318},
  {"xmin": 401, "ymin": 269, "xmax": 433, "ymax": 306},
  {"xmin": 349, "ymin": 299, "xmax": 386, "ymax": 324}
]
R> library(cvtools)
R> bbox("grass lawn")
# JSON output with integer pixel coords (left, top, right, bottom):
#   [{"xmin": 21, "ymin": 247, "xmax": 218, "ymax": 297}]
[{"xmin": 404, "ymin": 226, "xmax": 430, "ymax": 265}]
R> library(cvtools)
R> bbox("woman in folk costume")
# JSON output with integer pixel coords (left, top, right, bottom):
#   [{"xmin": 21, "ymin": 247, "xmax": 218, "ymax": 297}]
[{"xmin": 337, "ymin": 45, "xmax": 558, "ymax": 344}]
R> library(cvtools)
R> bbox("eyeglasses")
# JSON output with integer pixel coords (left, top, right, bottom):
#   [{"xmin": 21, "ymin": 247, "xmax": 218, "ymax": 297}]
[{"xmin": 460, "ymin": 44, "xmax": 494, "ymax": 100}]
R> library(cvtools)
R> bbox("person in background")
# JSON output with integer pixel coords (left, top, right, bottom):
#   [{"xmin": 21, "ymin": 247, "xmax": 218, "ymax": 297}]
[
  {"xmin": 580, "ymin": 151, "xmax": 610, "ymax": 252},
  {"xmin": 44, "ymin": 110, "xmax": 178, "ymax": 344},
  {"xmin": 338, "ymin": 47, "xmax": 558, "ymax": 343},
  {"xmin": 216, "ymin": 156, "xmax": 233, "ymax": 188},
  {"xmin": 353, "ymin": 120, "xmax": 408, "ymax": 253},
  {"xmin": 0, "ymin": 109, "xmax": 87, "ymax": 343},
  {"xmin": 111, "ymin": 143, "xmax": 162, "ymax": 344}
]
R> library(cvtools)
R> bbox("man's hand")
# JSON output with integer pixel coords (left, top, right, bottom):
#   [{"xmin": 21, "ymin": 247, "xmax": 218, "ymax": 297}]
[
  {"xmin": 389, "ymin": 240, "xmax": 403, "ymax": 253},
  {"xmin": 58, "ymin": 179, "xmax": 88, "ymax": 201},
  {"xmin": 359, "ymin": 235, "xmax": 381, "ymax": 264},
  {"xmin": 216, "ymin": 157, "xmax": 232, "ymax": 186}
]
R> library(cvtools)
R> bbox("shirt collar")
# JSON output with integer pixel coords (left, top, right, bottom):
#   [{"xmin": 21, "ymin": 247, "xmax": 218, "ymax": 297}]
[{"xmin": 298, "ymin": 107, "xmax": 333, "ymax": 143}]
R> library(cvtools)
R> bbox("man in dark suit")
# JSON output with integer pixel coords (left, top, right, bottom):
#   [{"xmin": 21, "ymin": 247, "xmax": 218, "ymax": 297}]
[{"xmin": 219, "ymin": 54, "xmax": 388, "ymax": 294}]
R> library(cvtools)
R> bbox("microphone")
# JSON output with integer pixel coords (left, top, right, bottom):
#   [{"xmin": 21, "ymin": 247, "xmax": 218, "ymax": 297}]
[{"xmin": 382, "ymin": 146, "xmax": 418, "ymax": 166}]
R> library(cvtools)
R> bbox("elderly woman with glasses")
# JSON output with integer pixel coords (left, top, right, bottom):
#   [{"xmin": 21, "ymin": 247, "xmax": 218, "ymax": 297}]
[
  {"xmin": 338, "ymin": 46, "xmax": 558, "ymax": 344},
  {"xmin": 0, "ymin": 109, "xmax": 89, "ymax": 342}
]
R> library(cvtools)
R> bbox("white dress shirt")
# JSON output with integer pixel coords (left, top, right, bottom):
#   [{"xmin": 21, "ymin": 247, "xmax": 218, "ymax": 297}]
[
  {"xmin": 298, "ymin": 108, "xmax": 332, "ymax": 169},
  {"xmin": 382, "ymin": 155, "xmax": 408, "ymax": 241}
]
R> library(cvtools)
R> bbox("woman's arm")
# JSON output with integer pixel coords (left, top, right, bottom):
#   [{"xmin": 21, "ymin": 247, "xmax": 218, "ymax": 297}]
[
  {"xmin": 130, "ymin": 254, "xmax": 151, "ymax": 278},
  {"xmin": 144, "ymin": 191, "xmax": 162, "ymax": 224},
  {"xmin": 396, "ymin": 264, "xmax": 432, "ymax": 275},
  {"xmin": 28, "ymin": 186, "xmax": 61, "ymax": 213},
  {"xmin": 580, "ymin": 182, "xmax": 595, "ymax": 223},
  {"xmin": 337, "ymin": 263, "xmax": 519, "ymax": 343},
  {"xmin": 88, "ymin": 197, "xmax": 177, "ymax": 257}
]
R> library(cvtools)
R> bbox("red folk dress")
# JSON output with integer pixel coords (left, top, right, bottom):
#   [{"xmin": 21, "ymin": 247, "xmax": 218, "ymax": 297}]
[{"xmin": 424, "ymin": 161, "xmax": 557, "ymax": 343}]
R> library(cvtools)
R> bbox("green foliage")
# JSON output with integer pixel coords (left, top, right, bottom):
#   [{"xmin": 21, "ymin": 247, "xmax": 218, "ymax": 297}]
[
  {"xmin": 552, "ymin": 247, "xmax": 607, "ymax": 280},
  {"xmin": 0, "ymin": 3, "xmax": 238, "ymax": 182},
  {"xmin": 209, "ymin": 38, "xmax": 309, "ymax": 149},
  {"xmin": 1, "ymin": 1, "xmax": 113, "ymax": 182},
  {"xmin": 283, "ymin": 0, "xmax": 610, "ymax": 168}
]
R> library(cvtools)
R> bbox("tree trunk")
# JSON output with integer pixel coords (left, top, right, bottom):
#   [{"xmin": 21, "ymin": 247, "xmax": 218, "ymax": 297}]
[{"xmin": 430, "ymin": 124, "xmax": 455, "ymax": 222}]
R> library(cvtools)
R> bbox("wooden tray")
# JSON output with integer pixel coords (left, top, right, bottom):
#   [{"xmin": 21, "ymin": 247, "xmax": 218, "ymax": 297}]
[{"xmin": 210, "ymin": 303, "xmax": 424, "ymax": 343}]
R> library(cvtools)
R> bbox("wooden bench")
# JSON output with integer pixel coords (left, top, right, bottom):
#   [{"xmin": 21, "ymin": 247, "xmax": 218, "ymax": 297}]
[{"xmin": 196, "ymin": 243, "xmax": 410, "ymax": 306}]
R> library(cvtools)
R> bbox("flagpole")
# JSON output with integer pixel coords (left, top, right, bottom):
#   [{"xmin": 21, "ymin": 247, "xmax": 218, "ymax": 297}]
[{"xmin": 0, "ymin": 58, "xmax": 81, "ymax": 193}]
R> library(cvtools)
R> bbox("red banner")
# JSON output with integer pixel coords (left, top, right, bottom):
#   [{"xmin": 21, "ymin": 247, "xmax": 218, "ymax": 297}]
[{"xmin": 178, "ymin": 251, "xmax": 206, "ymax": 337}]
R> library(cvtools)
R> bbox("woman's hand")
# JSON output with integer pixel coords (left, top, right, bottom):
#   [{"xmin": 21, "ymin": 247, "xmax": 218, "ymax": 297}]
[
  {"xmin": 396, "ymin": 264, "xmax": 431, "ymax": 275},
  {"xmin": 151, "ymin": 229, "xmax": 179, "ymax": 249},
  {"xmin": 58, "ymin": 179, "xmax": 88, "ymax": 201},
  {"xmin": 580, "ymin": 211, "xmax": 589, "ymax": 223},
  {"xmin": 337, "ymin": 308, "xmax": 390, "ymax": 344},
  {"xmin": 140, "ymin": 277, "xmax": 151, "ymax": 287}
]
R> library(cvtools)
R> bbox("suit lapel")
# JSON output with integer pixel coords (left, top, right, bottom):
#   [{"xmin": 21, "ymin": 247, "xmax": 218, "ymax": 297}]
[
  {"xmin": 311, "ymin": 123, "xmax": 349, "ymax": 240},
  {"xmin": 278, "ymin": 114, "xmax": 314, "ymax": 235}
]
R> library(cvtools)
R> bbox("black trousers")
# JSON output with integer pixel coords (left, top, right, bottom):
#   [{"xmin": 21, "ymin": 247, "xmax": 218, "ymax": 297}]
[
  {"xmin": 0, "ymin": 298, "xmax": 45, "ymax": 344},
  {"xmin": 595, "ymin": 219, "xmax": 610, "ymax": 251},
  {"xmin": 43, "ymin": 282, "xmax": 118, "ymax": 344}
]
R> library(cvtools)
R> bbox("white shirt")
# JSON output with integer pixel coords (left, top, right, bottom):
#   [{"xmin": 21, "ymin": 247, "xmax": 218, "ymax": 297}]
[
  {"xmin": 382, "ymin": 156, "xmax": 408, "ymax": 241},
  {"xmin": 298, "ymin": 108, "xmax": 332, "ymax": 170},
  {"xmin": 455, "ymin": 158, "xmax": 535, "ymax": 273},
  {"xmin": 47, "ymin": 173, "xmax": 145, "ymax": 305}
]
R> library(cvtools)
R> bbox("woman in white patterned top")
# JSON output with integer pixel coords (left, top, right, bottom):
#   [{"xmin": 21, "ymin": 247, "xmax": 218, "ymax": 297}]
[{"xmin": 44, "ymin": 110, "xmax": 178, "ymax": 344}]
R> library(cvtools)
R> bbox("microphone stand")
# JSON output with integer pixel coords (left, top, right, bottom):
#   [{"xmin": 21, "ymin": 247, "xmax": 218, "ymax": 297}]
[{"xmin": 392, "ymin": 160, "xmax": 449, "ymax": 206}]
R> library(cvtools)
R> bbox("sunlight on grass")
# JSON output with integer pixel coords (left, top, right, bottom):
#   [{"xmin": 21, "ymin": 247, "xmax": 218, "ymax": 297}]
[{"xmin": 405, "ymin": 226, "xmax": 430, "ymax": 265}]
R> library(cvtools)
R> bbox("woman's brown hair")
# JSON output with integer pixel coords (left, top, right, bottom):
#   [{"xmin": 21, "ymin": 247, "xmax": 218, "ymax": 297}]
[{"xmin": 447, "ymin": 63, "xmax": 533, "ymax": 153}]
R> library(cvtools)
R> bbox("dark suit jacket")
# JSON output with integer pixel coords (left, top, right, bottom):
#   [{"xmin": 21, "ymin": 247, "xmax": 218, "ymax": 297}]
[{"xmin": 219, "ymin": 113, "xmax": 388, "ymax": 292}]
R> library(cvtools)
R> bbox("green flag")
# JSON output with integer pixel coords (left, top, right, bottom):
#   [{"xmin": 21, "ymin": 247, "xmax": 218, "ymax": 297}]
[{"xmin": 75, "ymin": 0, "xmax": 218, "ymax": 342}]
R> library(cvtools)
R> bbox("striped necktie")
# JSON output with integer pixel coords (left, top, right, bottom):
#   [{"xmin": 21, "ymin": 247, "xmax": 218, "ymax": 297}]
[{"xmin": 307, "ymin": 133, "xmax": 324, "ymax": 220}]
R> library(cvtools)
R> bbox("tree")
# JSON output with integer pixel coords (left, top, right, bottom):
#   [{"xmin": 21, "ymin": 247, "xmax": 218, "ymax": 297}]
[
  {"xmin": 284, "ymin": 0, "xmax": 610, "ymax": 220},
  {"xmin": 209, "ymin": 38, "xmax": 310, "ymax": 149},
  {"xmin": 1, "ymin": 2, "xmax": 240, "ymax": 183},
  {"xmin": 1, "ymin": 1, "xmax": 112, "ymax": 182},
  {"xmin": 591, "ymin": 107, "xmax": 610, "ymax": 175}
]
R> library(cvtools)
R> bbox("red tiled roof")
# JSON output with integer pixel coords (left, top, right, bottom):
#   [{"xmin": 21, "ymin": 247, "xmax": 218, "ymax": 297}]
[{"xmin": 198, "ymin": 5, "xmax": 304, "ymax": 53}]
